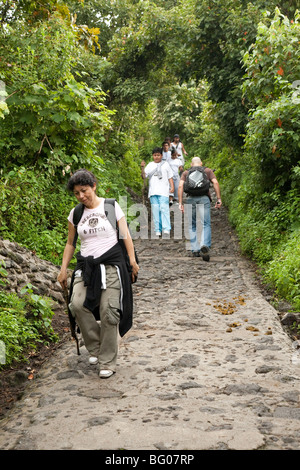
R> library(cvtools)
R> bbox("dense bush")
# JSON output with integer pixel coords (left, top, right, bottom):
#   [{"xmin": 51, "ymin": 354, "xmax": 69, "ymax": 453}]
[
  {"xmin": 0, "ymin": 167, "xmax": 74, "ymax": 264},
  {"xmin": 242, "ymin": 8, "xmax": 300, "ymax": 192},
  {"xmin": 0, "ymin": 13, "xmax": 114, "ymax": 177},
  {"xmin": 0, "ymin": 282, "xmax": 57, "ymax": 369},
  {"xmin": 264, "ymin": 230, "xmax": 300, "ymax": 309},
  {"xmin": 203, "ymin": 9, "xmax": 300, "ymax": 309}
]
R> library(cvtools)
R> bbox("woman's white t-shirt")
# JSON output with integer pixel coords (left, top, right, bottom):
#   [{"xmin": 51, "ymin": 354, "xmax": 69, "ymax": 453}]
[
  {"xmin": 68, "ymin": 199, "xmax": 125, "ymax": 258},
  {"xmin": 168, "ymin": 158, "xmax": 182, "ymax": 179}
]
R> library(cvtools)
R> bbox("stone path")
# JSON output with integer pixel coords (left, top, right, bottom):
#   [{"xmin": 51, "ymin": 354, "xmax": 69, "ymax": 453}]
[{"xmin": 0, "ymin": 203, "xmax": 299, "ymax": 451}]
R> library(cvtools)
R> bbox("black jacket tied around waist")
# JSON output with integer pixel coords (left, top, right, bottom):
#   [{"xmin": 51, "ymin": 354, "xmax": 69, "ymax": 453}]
[{"xmin": 69, "ymin": 242, "xmax": 133, "ymax": 337}]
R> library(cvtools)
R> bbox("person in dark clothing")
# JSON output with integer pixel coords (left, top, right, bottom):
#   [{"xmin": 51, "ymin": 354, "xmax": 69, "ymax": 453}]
[{"xmin": 178, "ymin": 157, "xmax": 222, "ymax": 261}]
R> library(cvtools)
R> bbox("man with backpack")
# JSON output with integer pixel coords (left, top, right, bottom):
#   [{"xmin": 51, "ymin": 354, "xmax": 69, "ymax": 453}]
[{"xmin": 178, "ymin": 157, "xmax": 222, "ymax": 261}]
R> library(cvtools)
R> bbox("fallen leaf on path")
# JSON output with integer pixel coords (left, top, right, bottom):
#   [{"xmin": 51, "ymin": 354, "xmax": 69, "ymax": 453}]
[{"xmin": 246, "ymin": 326, "xmax": 259, "ymax": 332}]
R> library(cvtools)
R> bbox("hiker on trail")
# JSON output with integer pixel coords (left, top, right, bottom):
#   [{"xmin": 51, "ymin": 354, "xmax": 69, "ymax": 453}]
[
  {"xmin": 171, "ymin": 134, "xmax": 188, "ymax": 167},
  {"xmin": 57, "ymin": 169, "xmax": 139, "ymax": 379},
  {"xmin": 162, "ymin": 141, "xmax": 171, "ymax": 162},
  {"xmin": 141, "ymin": 147, "xmax": 174, "ymax": 236},
  {"xmin": 178, "ymin": 157, "xmax": 222, "ymax": 261},
  {"xmin": 168, "ymin": 147, "xmax": 184, "ymax": 206}
]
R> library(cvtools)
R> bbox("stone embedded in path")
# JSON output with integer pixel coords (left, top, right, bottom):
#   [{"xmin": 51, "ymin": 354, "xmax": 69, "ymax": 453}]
[
  {"xmin": 255, "ymin": 365, "xmax": 280, "ymax": 374},
  {"xmin": 87, "ymin": 416, "xmax": 111, "ymax": 426},
  {"xmin": 56, "ymin": 370, "xmax": 83, "ymax": 380},
  {"xmin": 218, "ymin": 383, "xmax": 267, "ymax": 396},
  {"xmin": 178, "ymin": 382, "xmax": 203, "ymax": 390},
  {"xmin": 171, "ymin": 354, "xmax": 200, "ymax": 368}
]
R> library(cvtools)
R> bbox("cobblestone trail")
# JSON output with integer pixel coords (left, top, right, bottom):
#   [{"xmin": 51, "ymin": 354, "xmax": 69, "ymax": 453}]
[{"xmin": 0, "ymin": 204, "xmax": 299, "ymax": 450}]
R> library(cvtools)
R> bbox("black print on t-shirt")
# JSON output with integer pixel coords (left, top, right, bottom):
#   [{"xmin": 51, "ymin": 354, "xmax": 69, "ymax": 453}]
[
  {"xmin": 81, "ymin": 211, "xmax": 106, "ymax": 226},
  {"xmin": 88, "ymin": 218, "xmax": 98, "ymax": 227},
  {"xmin": 87, "ymin": 217, "xmax": 106, "ymax": 234},
  {"xmin": 79, "ymin": 211, "xmax": 108, "ymax": 236}
]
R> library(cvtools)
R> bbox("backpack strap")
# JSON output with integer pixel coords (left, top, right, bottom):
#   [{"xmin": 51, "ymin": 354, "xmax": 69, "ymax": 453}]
[
  {"xmin": 105, "ymin": 198, "xmax": 139, "ymax": 281},
  {"xmin": 188, "ymin": 165, "xmax": 206, "ymax": 173},
  {"xmin": 104, "ymin": 198, "xmax": 118, "ymax": 232},
  {"xmin": 72, "ymin": 203, "xmax": 85, "ymax": 248}
]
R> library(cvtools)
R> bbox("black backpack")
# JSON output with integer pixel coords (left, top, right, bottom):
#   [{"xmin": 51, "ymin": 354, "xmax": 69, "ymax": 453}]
[
  {"xmin": 72, "ymin": 198, "xmax": 139, "ymax": 283},
  {"xmin": 183, "ymin": 166, "xmax": 210, "ymax": 196}
]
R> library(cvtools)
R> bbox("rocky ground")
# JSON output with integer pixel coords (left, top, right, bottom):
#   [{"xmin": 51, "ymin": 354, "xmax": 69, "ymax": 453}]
[{"xmin": 0, "ymin": 199, "xmax": 300, "ymax": 451}]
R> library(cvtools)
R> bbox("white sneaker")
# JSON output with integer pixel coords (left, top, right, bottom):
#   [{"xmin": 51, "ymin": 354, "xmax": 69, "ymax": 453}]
[
  {"xmin": 89, "ymin": 356, "xmax": 98, "ymax": 365},
  {"xmin": 99, "ymin": 369, "xmax": 114, "ymax": 378},
  {"xmin": 155, "ymin": 231, "xmax": 161, "ymax": 236}
]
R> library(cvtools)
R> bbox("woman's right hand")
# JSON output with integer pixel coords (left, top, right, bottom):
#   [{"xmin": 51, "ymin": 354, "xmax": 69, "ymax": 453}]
[
  {"xmin": 132, "ymin": 260, "xmax": 139, "ymax": 276},
  {"xmin": 57, "ymin": 269, "xmax": 68, "ymax": 290}
]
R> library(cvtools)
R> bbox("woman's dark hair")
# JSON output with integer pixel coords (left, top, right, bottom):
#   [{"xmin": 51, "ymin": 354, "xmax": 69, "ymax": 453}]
[{"xmin": 67, "ymin": 169, "xmax": 97, "ymax": 191}]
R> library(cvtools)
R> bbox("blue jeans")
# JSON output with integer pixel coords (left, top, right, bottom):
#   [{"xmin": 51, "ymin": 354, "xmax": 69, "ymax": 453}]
[
  {"xmin": 186, "ymin": 195, "xmax": 211, "ymax": 251},
  {"xmin": 150, "ymin": 195, "xmax": 171, "ymax": 233}
]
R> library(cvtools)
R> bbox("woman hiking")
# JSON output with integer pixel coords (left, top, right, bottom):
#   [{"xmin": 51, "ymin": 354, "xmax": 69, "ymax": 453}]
[{"xmin": 57, "ymin": 169, "xmax": 139, "ymax": 378}]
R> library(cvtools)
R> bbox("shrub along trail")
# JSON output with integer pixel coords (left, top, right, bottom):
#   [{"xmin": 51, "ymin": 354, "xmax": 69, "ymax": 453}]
[{"xmin": 0, "ymin": 202, "xmax": 299, "ymax": 451}]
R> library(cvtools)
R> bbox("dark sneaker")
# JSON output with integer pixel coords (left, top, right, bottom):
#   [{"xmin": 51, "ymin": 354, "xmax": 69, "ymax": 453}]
[
  {"xmin": 200, "ymin": 246, "xmax": 210, "ymax": 262},
  {"xmin": 192, "ymin": 251, "xmax": 200, "ymax": 257}
]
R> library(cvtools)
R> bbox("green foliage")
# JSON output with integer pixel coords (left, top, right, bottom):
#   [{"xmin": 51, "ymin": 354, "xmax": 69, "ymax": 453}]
[
  {"xmin": 0, "ymin": 167, "xmax": 74, "ymax": 264},
  {"xmin": 264, "ymin": 230, "xmax": 300, "ymax": 309},
  {"xmin": 20, "ymin": 283, "xmax": 57, "ymax": 334},
  {"xmin": 242, "ymin": 9, "xmax": 300, "ymax": 103},
  {"xmin": 173, "ymin": 0, "xmax": 264, "ymax": 144},
  {"xmin": 208, "ymin": 140, "xmax": 300, "ymax": 309},
  {"xmin": 0, "ymin": 283, "xmax": 57, "ymax": 369},
  {"xmin": 242, "ymin": 8, "xmax": 300, "ymax": 191},
  {"xmin": 199, "ymin": 7, "xmax": 300, "ymax": 309},
  {"xmin": 68, "ymin": 0, "xmax": 136, "ymax": 57},
  {"xmin": 0, "ymin": 12, "xmax": 113, "ymax": 176}
]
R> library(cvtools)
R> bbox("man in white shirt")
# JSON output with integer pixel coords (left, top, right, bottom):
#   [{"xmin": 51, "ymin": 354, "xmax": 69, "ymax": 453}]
[{"xmin": 141, "ymin": 147, "xmax": 174, "ymax": 236}]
